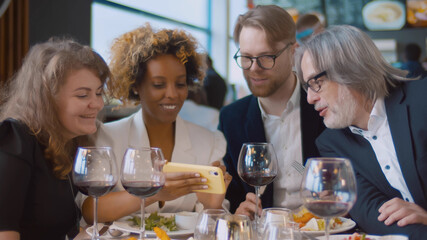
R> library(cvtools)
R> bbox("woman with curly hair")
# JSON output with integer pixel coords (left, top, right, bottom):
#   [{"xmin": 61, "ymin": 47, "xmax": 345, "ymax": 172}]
[
  {"xmin": 82, "ymin": 23, "xmax": 232, "ymax": 224},
  {"xmin": 0, "ymin": 39, "xmax": 110, "ymax": 239}
]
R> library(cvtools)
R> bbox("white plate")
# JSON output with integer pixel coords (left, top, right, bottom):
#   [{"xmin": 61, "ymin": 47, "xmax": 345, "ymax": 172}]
[
  {"xmin": 112, "ymin": 213, "xmax": 194, "ymax": 238},
  {"xmin": 302, "ymin": 217, "xmax": 356, "ymax": 236},
  {"xmin": 86, "ymin": 223, "xmax": 131, "ymax": 238},
  {"xmin": 317, "ymin": 234, "xmax": 408, "ymax": 240},
  {"xmin": 317, "ymin": 234, "xmax": 380, "ymax": 240}
]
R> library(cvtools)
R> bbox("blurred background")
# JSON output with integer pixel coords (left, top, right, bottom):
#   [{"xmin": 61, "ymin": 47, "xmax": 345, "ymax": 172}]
[{"xmin": 1, "ymin": 0, "xmax": 426, "ymax": 104}]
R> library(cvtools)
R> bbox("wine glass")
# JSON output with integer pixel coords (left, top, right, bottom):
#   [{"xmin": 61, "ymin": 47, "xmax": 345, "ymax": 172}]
[
  {"xmin": 237, "ymin": 142, "xmax": 278, "ymax": 231},
  {"xmin": 121, "ymin": 147, "xmax": 166, "ymax": 239},
  {"xmin": 300, "ymin": 157, "xmax": 357, "ymax": 240},
  {"xmin": 73, "ymin": 146, "xmax": 118, "ymax": 240},
  {"xmin": 194, "ymin": 209, "xmax": 227, "ymax": 240}
]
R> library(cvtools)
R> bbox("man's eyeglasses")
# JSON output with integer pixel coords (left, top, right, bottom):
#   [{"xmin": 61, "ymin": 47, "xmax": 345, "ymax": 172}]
[
  {"xmin": 302, "ymin": 71, "xmax": 327, "ymax": 92},
  {"xmin": 233, "ymin": 42, "xmax": 294, "ymax": 70}
]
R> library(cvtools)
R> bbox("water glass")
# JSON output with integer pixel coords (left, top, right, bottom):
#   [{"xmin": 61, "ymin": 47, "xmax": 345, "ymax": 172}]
[
  {"xmin": 215, "ymin": 214, "xmax": 254, "ymax": 240},
  {"xmin": 259, "ymin": 208, "xmax": 292, "ymax": 235},
  {"xmin": 263, "ymin": 222, "xmax": 297, "ymax": 240},
  {"xmin": 194, "ymin": 209, "xmax": 226, "ymax": 240}
]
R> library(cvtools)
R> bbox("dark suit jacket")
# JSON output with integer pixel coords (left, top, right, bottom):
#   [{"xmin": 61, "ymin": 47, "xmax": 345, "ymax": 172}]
[
  {"xmin": 316, "ymin": 78, "xmax": 427, "ymax": 240},
  {"xmin": 218, "ymin": 88, "xmax": 325, "ymax": 213}
]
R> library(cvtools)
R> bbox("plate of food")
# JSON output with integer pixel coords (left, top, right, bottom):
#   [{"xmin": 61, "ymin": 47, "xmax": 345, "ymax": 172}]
[
  {"xmin": 292, "ymin": 207, "xmax": 356, "ymax": 236},
  {"xmin": 112, "ymin": 212, "xmax": 195, "ymax": 238},
  {"xmin": 317, "ymin": 233, "xmax": 408, "ymax": 240},
  {"xmin": 318, "ymin": 233, "xmax": 380, "ymax": 240}
]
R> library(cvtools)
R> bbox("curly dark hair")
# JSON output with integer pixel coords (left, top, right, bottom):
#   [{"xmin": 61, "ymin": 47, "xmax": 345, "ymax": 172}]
[{"xmin": 108, "ymin": 23, "xmax": 206, "ymax": 105}]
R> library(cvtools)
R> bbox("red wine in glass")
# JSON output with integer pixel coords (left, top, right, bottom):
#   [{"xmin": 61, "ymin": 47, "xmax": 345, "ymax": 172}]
[
  {"xmin": 305, "ymin": 201, "xmax": 350, "ymax": 218},
  {"xmin": 121, "ymin": 147, "xmax": 166, "ymax": 239},
  {"xmin": 73, "ymin": 147, "xmax": 118, "ymax": 240},
  {"xmin": 76, "ymin": 181, "xmax": 116, "ymax": 197},
  {"xmin": 237, "ymin": 142, "xmax": 278, "ymax": 233},
  {"xmin": 123, "ymin": 181, "xmax": 164, "ymax": 198},
  {"xmin": 300, "ymin": 158, "xmax": 357, "ymax": 240},
  {"xmin": 240, "ymin": 172, "xmax": 276, "ymax": 186}
]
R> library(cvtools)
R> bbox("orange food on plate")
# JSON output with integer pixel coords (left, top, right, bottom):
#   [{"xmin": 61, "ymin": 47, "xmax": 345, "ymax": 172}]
[
  {"xmin": 346, "ymin": 232, "xmax": 372, "ymax": 240},
  {"xmin": 292, "ymin": 207, "xmax": 320, "ymax": 228},
  {"xmin": 153, "ymin": 227, "xmax": 171, "ymax": 240}
]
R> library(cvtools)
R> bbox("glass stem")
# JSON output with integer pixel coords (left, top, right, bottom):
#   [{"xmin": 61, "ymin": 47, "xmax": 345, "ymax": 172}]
[
  {"xmin": 254, "ymin": 186, "xmax": 260, "ymax": 231},
  {"xmin": 325, "ymin": 217, "xmax": 331, "ymax": 240},
  {"xmin": 140, "ymin": 198, "xmax": 146, "ymax": 240},
  {"xmin": 92, "ymin": 197, "xmax": 99, "ymax": 240}
]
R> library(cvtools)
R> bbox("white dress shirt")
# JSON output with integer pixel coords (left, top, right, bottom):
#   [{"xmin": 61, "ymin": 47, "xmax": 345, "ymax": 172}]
[
  {"xmin": 349, "ymin": 98, "xmax": 414, "ymax": 202},
  {"xmin": 94, "ymin": 109, "xmax": 227, "ymax": 213},
  {"xmin": 259, "ymin": 83, "xmax": 303, "ymax": 209}
]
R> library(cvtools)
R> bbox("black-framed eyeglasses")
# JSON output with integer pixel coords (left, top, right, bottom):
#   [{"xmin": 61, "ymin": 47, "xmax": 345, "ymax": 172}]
[
  {"xmin": 233, "ymin": 42, "xmax": 294, "ymax": 70},
  {"xmin": 302, "ymin": 71, "xmax": 327, "ymax": 92}
]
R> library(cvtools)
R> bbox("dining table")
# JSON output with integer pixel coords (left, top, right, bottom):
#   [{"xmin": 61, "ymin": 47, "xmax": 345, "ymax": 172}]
[{"xmin": 74, "ymin": 226, "xmax": 193, "ymax": 240}]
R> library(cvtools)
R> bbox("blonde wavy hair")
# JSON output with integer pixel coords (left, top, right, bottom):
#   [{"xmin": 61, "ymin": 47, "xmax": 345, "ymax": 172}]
[
  {"xmin": 108, "ymin": 23, "xmax": 206, "ymax": 105},
  {"xmin": 0, "ymin": 38, "xmax": 111, "ymax": 179}
]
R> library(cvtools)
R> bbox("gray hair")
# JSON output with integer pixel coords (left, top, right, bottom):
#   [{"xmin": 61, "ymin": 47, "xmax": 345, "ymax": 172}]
[{"xmin": 295, "ymin": 25, "xmax": 409, "ymax": 101}]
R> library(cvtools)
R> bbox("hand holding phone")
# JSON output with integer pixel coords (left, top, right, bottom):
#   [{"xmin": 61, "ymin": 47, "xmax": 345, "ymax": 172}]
[{"xmin": 162, "ymin": 162, "xmax": 226, "ymax": 194}]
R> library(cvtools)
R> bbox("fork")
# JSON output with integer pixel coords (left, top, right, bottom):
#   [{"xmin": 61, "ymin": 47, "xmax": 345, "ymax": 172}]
[{"xmin": 291, "ymin": 160, "xmax": 305, "ymax": 175}]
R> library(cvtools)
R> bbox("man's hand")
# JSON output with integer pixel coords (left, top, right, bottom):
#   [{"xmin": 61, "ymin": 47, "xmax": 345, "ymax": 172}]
[
  {"xmin": 235, "ymin": 192, "xmax": 262, "ymax": 220},
  {"xmin": 378, "ymin": 197, "xmax": 427, "ymax": 226}
]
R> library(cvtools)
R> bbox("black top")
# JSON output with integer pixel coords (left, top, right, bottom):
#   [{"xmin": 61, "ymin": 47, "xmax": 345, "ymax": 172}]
[
  {"xmin": 218, "ymin": 89, "xmax": 325, "ymax": 213},
  {"xmin": 0, "ymin": 119, "xmax": 80, "ymax": 240},
  {"xmin": 203, "ymin": 67, "xmax": 227, "ymax": 110}
]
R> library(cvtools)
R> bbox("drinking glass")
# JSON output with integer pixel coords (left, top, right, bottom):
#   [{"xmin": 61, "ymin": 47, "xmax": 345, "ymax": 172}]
[
  {"xmin": 259, "ymin": 208, "xmax": 291, "ymax": 235},
  {"xmin": 263, "ymin": 222, "xmax": 296, "ymax": 240},
  {"xmin": 194, "ymin": 209, "xmax": 227, "ymax": 240},
  {"xmin": 237, "ymin": 142, "xmax": 278, "ymax": 230},
  {"xmin": 300, "ymin": 157, "xmax": 357, "ymax": 240},
  {"xmin": 121, "ymin": 147, "xmax": 166, "ymax": 240},
  {"xmin": 73, "ymin": 147, "xmax": 118, "ymax": 240},
  {"xmin": 215, "ymin": 214, "xmax": 254, "ymax": 240}
]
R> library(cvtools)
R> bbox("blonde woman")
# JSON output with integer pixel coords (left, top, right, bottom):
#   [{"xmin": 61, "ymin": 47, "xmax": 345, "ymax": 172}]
[{"xmin": 0, "ymin": 39, "xmax": 111, "ymax": 240}]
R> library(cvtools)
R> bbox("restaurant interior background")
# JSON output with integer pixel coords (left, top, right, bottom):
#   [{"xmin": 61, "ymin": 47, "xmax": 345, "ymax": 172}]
[{"xmin": 1, "ymin": 0, "xmax": 426, "ymax": 115}]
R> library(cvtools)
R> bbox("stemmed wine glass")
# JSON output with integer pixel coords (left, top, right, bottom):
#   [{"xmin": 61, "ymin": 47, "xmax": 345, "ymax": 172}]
[
  {"xmin": 121, "ymin": 147, "xmax": 166, "ymax": 239},
  {"xmin": 73, "ymin": 146, "xmax": 118, "ymax": 240},
  {"xmin": 300, "ymin": 157, "xmax": 357, "ymax": 240},
  {"xmin": 237, "ymin": 142, "xmax": 278, "ymax": 231}
]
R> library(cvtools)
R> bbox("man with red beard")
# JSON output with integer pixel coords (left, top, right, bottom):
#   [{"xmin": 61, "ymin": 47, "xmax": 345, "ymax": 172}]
[
  {"xmin": 218, "ymin": 5, "xmax": 324, "ymax": 217},
  {"xmin": 295, "ymin": 25, "xmax": 427, "ymax": 239}
]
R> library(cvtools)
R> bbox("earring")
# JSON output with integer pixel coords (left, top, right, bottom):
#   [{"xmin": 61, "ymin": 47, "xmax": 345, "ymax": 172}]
[{"xmin": 133, "ymin": 89, "xmax": 138, "ymax": 95}]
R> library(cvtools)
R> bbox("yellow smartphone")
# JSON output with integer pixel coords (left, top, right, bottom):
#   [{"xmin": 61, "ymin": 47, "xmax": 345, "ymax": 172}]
[{"xmin": 162, "ymin": 162, "xmax": 226, "ymax": 194}]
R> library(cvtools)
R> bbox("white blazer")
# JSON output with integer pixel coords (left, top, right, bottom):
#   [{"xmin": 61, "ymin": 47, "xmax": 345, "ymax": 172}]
[{"xmin": 95, "ymin": 109, "xmax": 226, "ymax": 213}]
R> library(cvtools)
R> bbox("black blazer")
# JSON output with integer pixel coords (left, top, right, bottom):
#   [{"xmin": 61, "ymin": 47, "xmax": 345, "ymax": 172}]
[
  {"xmin": 316, "ymin": 78, "xmax": 427, "ymax": 239},
  {"xmin": 218, "ymin": 88, "xmax": 325, "ymax": 213}
]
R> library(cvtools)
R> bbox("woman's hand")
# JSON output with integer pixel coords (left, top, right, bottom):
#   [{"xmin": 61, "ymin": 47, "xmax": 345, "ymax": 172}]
[
  {"xmin": 196, "ymin": 161, "xmax": 232, "ymax": 209},
  {"xmin": 152, "ymin": 172, "xmax": 208, "ymax": 202}
]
